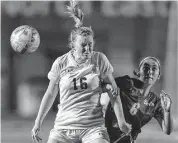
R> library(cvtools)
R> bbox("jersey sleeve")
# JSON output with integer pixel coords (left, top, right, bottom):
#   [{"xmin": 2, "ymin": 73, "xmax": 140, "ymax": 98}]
[
  {"xmin": 115, "ymin": 75, "xmax": 132, "ymax": 90},
  {"xmin": 97, "ymin": 52, "xmax": 113, "ymax": 79},
  {"xmin": 154, "ymin": 97, "xmax": 164, "ymax": 127},
  {"xmin": 47, "ymin": 58, "xmax": 61, "ymax": 84}
]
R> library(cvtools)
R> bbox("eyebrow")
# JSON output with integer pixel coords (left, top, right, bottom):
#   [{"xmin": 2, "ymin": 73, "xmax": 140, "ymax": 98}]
[{"xmin": 143, "ymin": 63, "xmax": 158, "ymax": 67}]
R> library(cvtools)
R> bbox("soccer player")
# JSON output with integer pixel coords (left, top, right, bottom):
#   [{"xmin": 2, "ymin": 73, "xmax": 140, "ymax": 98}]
[
  {"xmin": 31, "ymin": 1, "xmax": 131, "ymax": 143},
  {"xmin": 104, "ymin": 57, "xmax": 173, "ymax": 143}
]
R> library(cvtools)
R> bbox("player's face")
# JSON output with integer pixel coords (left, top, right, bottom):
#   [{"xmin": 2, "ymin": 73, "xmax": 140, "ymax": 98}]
[
  {"xmin": 139, "ymin": 59, "xmax": 160, "ymax": 86},
  {"xmin": 74, "ymin": 35, "xmax": 94, "ymax": 61}
]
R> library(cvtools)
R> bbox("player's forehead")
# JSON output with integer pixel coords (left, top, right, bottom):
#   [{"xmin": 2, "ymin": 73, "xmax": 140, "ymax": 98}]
[
  {"xmin": 76, "ymin": 35, "xmax": 93, "ymax": 43},
  {"xmin": 141, "ymin": 59, "xmax": 159, "ymax": 68}
]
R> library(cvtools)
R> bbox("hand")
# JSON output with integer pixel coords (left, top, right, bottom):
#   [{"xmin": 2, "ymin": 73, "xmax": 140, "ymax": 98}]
[
  {"xmin": 103, "ymin": 84, "xmax": 112, "ymax": 92},
  {"xmin": 31, "ymin": 122, "xmax": 42, "ymax": 143},
  {"xmin": 102, "ymin": 84, "xmax": 119, "ymax": 95},
  {"xmin": 111, "ymin": 86, "xmax": 120, "ymax": 96},
  {"xmin": 119, "ymin": 122, "xmax": 132, "ymax": 135},
  {"xmin": 160, "ymin": 90, "xmax": 172, "ymax": 112}
]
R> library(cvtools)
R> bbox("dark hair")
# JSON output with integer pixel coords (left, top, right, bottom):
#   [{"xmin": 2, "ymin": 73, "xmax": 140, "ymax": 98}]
[
  {"xmin": 134, "ymin": 56, "xmax": 161, "ymax": 77},
  {"xmin": 66, "ymin": 1, "xmax": 94, "ymax": 49}
]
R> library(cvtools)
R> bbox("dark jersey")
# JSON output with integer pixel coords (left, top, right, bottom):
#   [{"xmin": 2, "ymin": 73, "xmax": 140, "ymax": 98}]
[{"xmin": 105, "ymin": 75, "xmax": 164, "ymax": 143}]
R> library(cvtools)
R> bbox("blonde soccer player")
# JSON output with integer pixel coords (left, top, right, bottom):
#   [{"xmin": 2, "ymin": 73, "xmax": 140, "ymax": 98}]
[{"xmin": 31, "ymin": 1, "xmax": 131, "ymax": 143}]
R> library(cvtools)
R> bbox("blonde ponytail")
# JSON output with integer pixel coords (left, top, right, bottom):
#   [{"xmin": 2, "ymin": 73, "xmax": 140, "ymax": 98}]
[
  {"xmin": 66, "ymin": 0, "xmax": 84, "ymax": 28},
  {"xmin": 66, "ymin": 0, "xmax": 94, "ymax": 49}
]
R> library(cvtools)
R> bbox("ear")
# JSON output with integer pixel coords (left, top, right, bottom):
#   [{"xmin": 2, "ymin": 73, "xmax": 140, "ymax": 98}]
[
  {"xmin": 157, "ymin": 74, "xmax": 161, "ymax": 79},
  {"xmin": 69, "ymin": 42, "xmax": 74, "ymax": 50},
  {"xmin": 72, "ymin": 47, "xmax": 76, "ymax": 51},
  {"xmin": 93, "ymin": 40, "xmax": 95, "ymax": 45}
]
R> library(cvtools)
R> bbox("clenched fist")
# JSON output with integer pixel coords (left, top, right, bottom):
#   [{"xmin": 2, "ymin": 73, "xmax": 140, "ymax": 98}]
[{"xmin": 119, "ymin": 121, "xmax": 132, "ymax": 135}]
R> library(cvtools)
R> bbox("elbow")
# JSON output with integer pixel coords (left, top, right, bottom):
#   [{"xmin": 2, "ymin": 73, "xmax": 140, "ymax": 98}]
[
  {"xmin": 163, "ymin": 128, "xmax": 172, "ymax": 135},
  {"xmin": 162, "ymin": 117, "xmax": 173, "ymax": 135},
  {"xmin": 165, "ymin": 130, "xmax": 171, "ymax": 135}
]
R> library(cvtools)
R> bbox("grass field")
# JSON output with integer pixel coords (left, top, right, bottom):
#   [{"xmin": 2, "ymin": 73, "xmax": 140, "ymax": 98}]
[{"xmin": 1, "ymin": 113, "xmax": 178, "ymax": 143}]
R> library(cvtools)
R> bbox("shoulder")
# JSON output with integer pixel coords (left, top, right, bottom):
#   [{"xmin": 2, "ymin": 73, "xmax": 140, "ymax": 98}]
[
  {"xmin": 91, "ymin": 51, "xmax": 111, "ymax": 66},
  {"xmin": 54, "ymin": 52, "xmax": 69, "ymax": 63},
  {"xmin": 92, "ymin": 51, "xmax": 106, "ymax": 59},
  {"xmin": 131, "ymin": 78, "xmax": 144, "ymax": 89},
  {"xmin": 115, "ymin": 75, "xmax": 131, "ymax": 89},
  {"xmin": 115, "ymin": 75, "xmax": 142, "ymax": 89},
  {"xmin": 52, "ymin": 52, "xmax": 69, "ymax": 67}
]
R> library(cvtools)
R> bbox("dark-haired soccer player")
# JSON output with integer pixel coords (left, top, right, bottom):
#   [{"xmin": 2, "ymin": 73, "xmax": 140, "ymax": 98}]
[{"xmin": 104, "ymin": 57, "xmax": 173, "ymax": 143}]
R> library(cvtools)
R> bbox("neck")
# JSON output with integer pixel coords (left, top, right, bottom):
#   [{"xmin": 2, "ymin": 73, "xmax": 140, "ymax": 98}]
[
  {"xmin": 140, "ymin": 83, "xmax": 152, "ymax": 98},
  {"xmin": 72, "ymin": 50, "xmax": 86, "ymax": 64}
]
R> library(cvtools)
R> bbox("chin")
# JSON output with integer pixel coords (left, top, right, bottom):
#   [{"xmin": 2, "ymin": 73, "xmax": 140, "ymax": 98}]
[
  {"xmin": 83, "ymin": 55, "xmax": 91, "ymax": 60},
  {"xmin": 80, "ymin": 57, "xmax": 88, "ymax": 62},
  {"xmin": 144, "ymin": 79, "xmax": 155, "ymax": 86}
]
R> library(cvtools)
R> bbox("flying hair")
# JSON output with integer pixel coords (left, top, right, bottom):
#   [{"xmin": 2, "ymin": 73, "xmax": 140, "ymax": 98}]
[
  {"xmin": 66, "ymin": 0, "xmax": 84, "ymax": 28},
  {"xmin": 66, "ymin": 0, "xmax": 94, "ymax": 49}
]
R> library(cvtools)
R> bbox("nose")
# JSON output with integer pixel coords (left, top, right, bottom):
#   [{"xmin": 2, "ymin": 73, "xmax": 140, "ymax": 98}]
[
  {"xmin": 84, "ymin": 44, "xmax": 90, "ymax": 52},
  {"xmin": 148, "ymin": 68, "xmax": 153, "ymax": 75}
]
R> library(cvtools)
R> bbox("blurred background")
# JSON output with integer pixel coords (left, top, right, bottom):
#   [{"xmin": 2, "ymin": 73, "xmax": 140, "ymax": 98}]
[{"xmin": 1, "ymin": 1, "xmax": 178, "ymax": 143}]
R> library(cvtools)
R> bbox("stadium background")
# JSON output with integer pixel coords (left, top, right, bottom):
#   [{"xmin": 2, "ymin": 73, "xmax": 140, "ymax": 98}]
[{"xmin": 1, "ymin": 1, "xmax": 178, "ymax": 143}]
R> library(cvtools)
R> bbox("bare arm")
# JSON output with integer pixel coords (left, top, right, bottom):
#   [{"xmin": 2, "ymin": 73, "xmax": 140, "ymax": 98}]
[
  {"xmin": 155, "ymin": 90, "xmax": 173, "ymax": 135},
  {"xmin": 100, "ymin": 92, "xmax": 110, "ymax": 118},
  {"xmin": 160, "ymin": 91, "xmax": 173, "ymax": 135},
  {"xmin": 35, "ymin": 79, "xmax": 59, "ymax": 125},
  {"xmin": 103, "ymin": 73, "xmax": 131, "ymax": 133},
  {"xmin": 162, "ymin": 111, "xmax": 173, "ymax": 135},
  {"xmin": 31, "ymin": 79, "xmax": 59, "ymax": 142}
]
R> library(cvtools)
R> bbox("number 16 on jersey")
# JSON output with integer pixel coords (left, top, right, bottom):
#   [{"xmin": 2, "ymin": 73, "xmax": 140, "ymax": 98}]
[{"xmin": 73, "ymin": 77, "xmax": 88, "ymax": 90}]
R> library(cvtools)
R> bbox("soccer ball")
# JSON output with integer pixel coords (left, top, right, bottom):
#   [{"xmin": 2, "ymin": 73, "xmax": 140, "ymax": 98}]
[{"xmin": 10, "ymin": 25, "xmax": 40, "ymax": 54}]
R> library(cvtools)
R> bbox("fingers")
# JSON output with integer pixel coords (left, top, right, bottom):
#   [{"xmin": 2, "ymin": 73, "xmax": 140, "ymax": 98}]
[
  {"xmin": 160, "ymin": 90, "xmax": 172, "ymax": 112},
  {"xmin": 31, "ymin": 128, "xmax": 42, "ymax": 143},
  {"xmin": 32, "ymin": 135, "xmax": 39, "ymax": 143},
  {"xmin": 160, "ymin": 90, "xmax": 172, "ymax": 103},
  {"xmin": 36, "ymin": 136, "xmax": 42, "ymax": 142},
  {"xmin": 121, "ymin": 123, "xmax": 132, "ymax": 135},
  {"xmin": 32, "ymin": 134, "xmax": 42, "ymax": 143},
  {"xmin": 127, "ymin": 124, "xmax": 132, "ymax": 134},
  {"xmin": 111, "ymin": 87, "xmax": 120, "ymax": 95},
  {"xmin": 106, "ymin": 84, "xmax": 112, "ymax": 91},
  {"xmin": 161, "ymin": 90, "xmax": 171, "ymax": 98}
]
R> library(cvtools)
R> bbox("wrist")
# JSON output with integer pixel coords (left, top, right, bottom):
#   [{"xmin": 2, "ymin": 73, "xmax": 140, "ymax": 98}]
[
  {"xmin": 117, "ymin": 120, "xmax": 126, "ymax": 126},
  {"xmin": 35, "ymin": 118, "xmax": 42, "ymax": 125},
  {"xmin": 164, "ymin": 108, "xmax": 171, "ymax": 113}
]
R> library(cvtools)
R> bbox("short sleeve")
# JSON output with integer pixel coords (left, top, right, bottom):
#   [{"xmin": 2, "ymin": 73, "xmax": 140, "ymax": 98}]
[
  {"xmin": 48, "ymin": 58, "xmax": 61, "ymax": 84},
  {"xmin": 154, "ymin": 98, "xmax": 164, "ymax": 127},
  {"xmin": 115, "ymin": 75, "xmax": 132, "ymax": 90},
  {"xmin": 97, "ymin": 52, "xmax": 113, "ymax": 79}
]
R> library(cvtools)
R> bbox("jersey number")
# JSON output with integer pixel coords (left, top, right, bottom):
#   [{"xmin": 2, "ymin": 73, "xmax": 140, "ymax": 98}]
[
  {"xmin": 73, "ymin": 77, "xmax": 87, "ymax": 90},
  {"xmin": 130, "ymin": 103, "xmax": 140, "ymax": 115}
]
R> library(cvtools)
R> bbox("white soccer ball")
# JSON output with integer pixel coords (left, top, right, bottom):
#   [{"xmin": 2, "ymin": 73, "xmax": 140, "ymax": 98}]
[{"xmin": 10, "ymin": 25, "xmax": 40, "ymax": 54}]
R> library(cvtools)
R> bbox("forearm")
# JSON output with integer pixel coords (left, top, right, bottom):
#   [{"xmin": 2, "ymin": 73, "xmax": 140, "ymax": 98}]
[
  {"xmin": 104, "ymin": 73, "xmax": 126, "ymax": 125},
  {"xmin": 35, "ymin": 87, "xmax": 58, "ymax": 124},
  {"xmin": 108, "ymin": 91, "xmax": 126, "ymax": 126},
  {"xmin": 162, "ymin": 111, "xmax": 173, "ymax": 135}
]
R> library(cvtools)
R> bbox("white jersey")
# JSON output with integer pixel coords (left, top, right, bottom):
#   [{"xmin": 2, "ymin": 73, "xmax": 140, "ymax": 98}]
[{"xmin": 48, "ymin": 51, "xmax": 113, "ymax": 129}]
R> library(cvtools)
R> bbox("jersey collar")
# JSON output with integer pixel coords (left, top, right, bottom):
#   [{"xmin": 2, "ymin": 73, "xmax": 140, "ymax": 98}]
[{"xmin": 68, "ymin": 50, "xmax": 92, "ymax": 67}]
